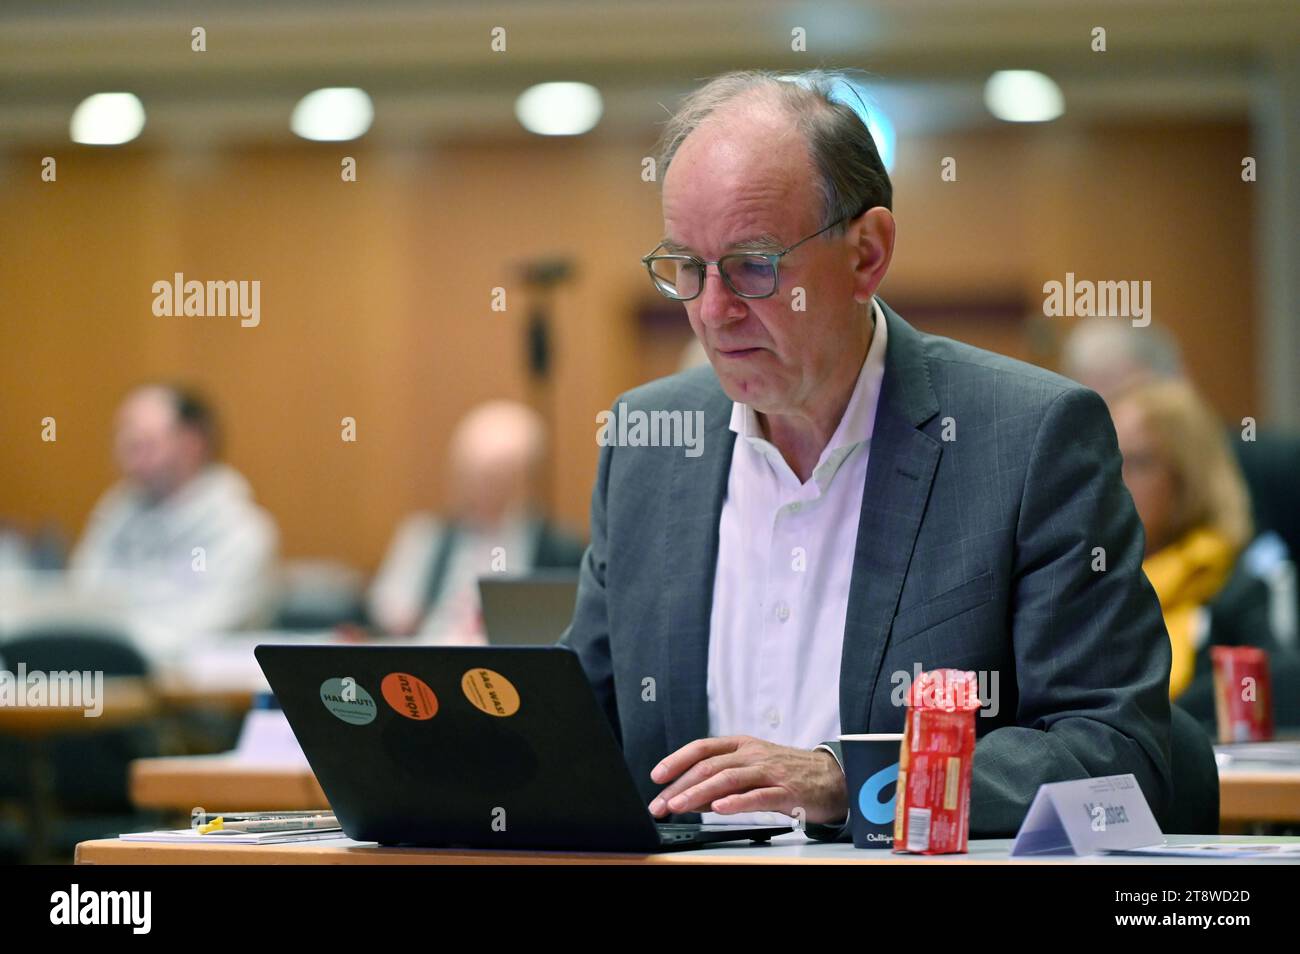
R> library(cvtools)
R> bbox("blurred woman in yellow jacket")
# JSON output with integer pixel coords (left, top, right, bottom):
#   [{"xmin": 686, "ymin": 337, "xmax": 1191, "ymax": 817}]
[{"xmin": 1110, "ymin": 379, "xmax": 1255, "ymax": 701}]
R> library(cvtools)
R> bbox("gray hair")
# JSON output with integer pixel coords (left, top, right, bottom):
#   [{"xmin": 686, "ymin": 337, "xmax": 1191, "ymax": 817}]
[
  {"xmin": 656, "ymin": 69, "xmax": 892, "ymax": 234},
  {"xmin": 1061, "ymin": 318, "xmax": 1185, "ymax": 382}
]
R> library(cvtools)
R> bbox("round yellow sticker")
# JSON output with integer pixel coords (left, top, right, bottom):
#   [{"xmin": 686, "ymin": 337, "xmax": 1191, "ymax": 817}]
[{"xmin": 461, "ymin": 667, "xmax": 520, "ymax": 717}]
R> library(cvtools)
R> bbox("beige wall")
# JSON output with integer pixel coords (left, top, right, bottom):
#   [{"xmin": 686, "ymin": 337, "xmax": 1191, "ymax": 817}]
[{"xmin": 0, "ymin": 120, "xmax": 1256, "ymax": 569}]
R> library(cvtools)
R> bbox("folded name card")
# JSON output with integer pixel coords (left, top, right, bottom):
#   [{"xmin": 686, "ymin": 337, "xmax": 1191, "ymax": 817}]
[{"xmin": 1010, "ymin": 773, "xmax": 1163, "ymax": 856}]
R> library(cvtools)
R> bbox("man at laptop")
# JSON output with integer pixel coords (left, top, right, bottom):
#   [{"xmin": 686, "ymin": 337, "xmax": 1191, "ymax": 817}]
[{"xmin": 560, "ymin": 69, "xmax": 1180, "ymax": 840}]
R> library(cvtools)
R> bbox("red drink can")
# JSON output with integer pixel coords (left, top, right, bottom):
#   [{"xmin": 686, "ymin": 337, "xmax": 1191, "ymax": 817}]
[{"xmin": 1211, "ymin": 646, "xmax": 1274, "ymax": 743}]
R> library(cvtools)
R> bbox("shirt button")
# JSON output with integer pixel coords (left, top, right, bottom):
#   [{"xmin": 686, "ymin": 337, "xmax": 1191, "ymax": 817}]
[
  {"xmin": 775, "ymin": 602, "xmax": 790, "ymax": 622},
  {"xmin": 788, "ymin": 502, "xmax": 802, "ymax": 513},
  {"xmin": 764, "ymin": 707, "xmax": 781, "ymax": 727}
]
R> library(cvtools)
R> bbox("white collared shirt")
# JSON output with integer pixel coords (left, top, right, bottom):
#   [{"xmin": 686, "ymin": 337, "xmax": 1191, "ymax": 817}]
[{"xmin": 703, "ymin": 299, "xmax": 888, "ymax": 825}]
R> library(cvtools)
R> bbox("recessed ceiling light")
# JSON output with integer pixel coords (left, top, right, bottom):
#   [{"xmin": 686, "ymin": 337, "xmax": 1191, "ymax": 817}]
[
  {"xmin": 515, "ymin": 82, "xmax": 603, "ymax": 136},
  {"xmin": 984, "ymin": 70, "xmax": 1064, "ymax": 123},
  {"xmin": 291, "ymin": 87, "xmax": 374, "ymax": 142},
  {"xmin": 70, "ymin": 93, "xmax": 146, "ymax": 145}
]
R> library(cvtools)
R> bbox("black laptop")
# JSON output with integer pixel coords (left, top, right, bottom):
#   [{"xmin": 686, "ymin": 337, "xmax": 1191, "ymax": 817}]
[
  {"xmin": 255, "ymin": 644, "xmax": 791, "ymax": 852},
  {"xmin": 477, "ymin": 572, "xmax": 578, "ymax": 646}
]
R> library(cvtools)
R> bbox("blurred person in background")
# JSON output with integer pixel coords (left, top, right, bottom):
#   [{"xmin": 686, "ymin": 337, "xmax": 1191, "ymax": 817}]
[
  {"xmin": 1062, "ymin": 318, "xmax": 1298, "ymax": 652},
  {"xmin": 1060, "ymin": 317, "xmax": 1185, "ymax": 402},
  {"xmin": 68, "ymin": 384, "xmax": 279, "ymax": 641},
  {"xmin": 1112, "ymin": 379, "xmax": 1299, "ymax": 725},
  {"xmin": 367, "ymin": 400, "xmax": 584, "ymax": 642}
]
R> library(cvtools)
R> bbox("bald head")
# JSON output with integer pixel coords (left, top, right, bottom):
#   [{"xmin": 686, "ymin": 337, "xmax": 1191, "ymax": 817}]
[
  {"xmin": 447, "ymin": 401, "xmax": 547, "ymax": 529},
  {"xmin": 664, "ymin": 87, "xmax": 822, "ymax": 254}
]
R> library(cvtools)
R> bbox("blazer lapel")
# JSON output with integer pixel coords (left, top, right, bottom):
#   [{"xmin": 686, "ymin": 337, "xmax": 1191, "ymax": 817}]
[
  {"xmin": 662, "ymin": 377, "xmax": 735, "ymax": 755},
  {"xmin": 840, "ymin": 301, "xmax": 942, "ymax": 733}
]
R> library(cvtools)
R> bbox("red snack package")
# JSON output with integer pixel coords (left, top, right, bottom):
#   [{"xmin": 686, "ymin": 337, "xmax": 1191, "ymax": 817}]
[
  {"xmin": 1211, "ymin": 646, "xmax": 1274, "ymax": 743},
  {"xmin": 893, "ymin": 668, "xmax": 980, "ymax": 854}
]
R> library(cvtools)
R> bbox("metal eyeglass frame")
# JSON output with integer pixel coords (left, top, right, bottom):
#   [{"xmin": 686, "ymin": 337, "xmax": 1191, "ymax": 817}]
[{"xmin": 640, "ymin": 208, "xmax": 865, "ymax": 301}]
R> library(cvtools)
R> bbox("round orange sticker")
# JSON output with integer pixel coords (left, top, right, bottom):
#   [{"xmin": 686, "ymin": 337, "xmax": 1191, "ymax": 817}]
[
  {"xmin": 461, "ymin": 668, "xmax": 520, "ymax": 717},
  {"xmin": 381, "ymin": 672, "xmax": 439, "ymax": 721}
]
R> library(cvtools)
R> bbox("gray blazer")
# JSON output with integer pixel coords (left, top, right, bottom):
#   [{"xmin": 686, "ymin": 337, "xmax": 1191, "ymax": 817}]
[{"xmin": 560, "ymin": 299, "xmax": 1174, "ymax": 839}]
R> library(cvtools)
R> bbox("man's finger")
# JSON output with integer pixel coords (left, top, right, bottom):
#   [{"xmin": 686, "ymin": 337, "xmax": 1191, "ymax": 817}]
[
  {"xmin": 709, "ymin": 786, "xmax": 790, "ymax": 816},
  {"xmin": 649, "ymin": 752, "xmax": 749, "ymax": 816},
  {"xmin": 661, "ymin": 764, "xmax": 771, "ymax": 815},
  {"xmin": 650, "ymin": 736, "xmax": 742, "ymax": 785}
]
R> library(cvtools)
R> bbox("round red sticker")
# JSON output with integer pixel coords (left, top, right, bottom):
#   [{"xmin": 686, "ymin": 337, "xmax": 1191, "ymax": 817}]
[{"xmin": 381, "ymin": 672, "xmax": 439, "ymax": 721}]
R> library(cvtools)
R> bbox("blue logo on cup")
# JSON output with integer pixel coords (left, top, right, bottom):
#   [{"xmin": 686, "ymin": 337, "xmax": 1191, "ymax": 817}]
[{"xmin": 858, "ymin": 762, "xmax": 899, "ymax": 824}]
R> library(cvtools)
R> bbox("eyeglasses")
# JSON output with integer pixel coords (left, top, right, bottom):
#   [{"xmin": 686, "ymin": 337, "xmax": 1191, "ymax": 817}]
[{"xmin": 640, "ymin": 212, "xmax": 858, "ymax": 301}]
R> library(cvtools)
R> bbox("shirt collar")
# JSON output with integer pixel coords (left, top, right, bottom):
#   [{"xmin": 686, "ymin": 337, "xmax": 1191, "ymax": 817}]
[{"xmin": 729, "ymin": 297, "xmax": 889, "ymax": 490}]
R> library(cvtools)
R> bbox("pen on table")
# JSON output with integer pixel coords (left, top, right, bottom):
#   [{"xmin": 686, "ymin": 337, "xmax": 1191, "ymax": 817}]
[{"xmin": 197, "ymin": 814, "xmax": 339, "ymax": 834}]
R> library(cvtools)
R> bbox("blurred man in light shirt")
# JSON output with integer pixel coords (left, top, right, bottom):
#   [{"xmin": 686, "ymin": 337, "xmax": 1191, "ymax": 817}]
[{"xmin": 69, "ymin": 384, "xmax": 279, "ymax": 644}]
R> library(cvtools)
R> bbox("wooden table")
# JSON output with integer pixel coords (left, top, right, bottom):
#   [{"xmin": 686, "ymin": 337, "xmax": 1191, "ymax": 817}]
[
  {"xmin": 155, "ymin": 684, "xmax": 256, "ymax": 715},
  {"xmin": 130, "ymin": 756, "xmax": 329, "ymax": 813},
  {"xmin": 126, "ymin": 754, "xmax": 1300, "ymax": 828},
  {"xmin": 74, "ymin": 833, "xmax": 1300, "ymax": 866},
  {"xmin": 1218, "ymin": 767, "xmax": 1300, "ymax": 824},
  {"xmin": 0, "ymin": 676, "xmax": 159, "ymax": 736}
]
